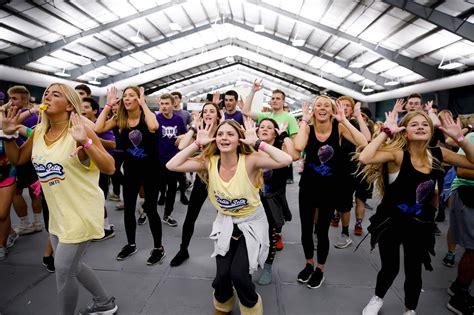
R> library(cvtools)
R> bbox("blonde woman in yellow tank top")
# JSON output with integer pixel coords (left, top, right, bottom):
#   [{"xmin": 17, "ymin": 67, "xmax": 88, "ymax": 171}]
[
  {"xmin": 167, "ymin": 117, "xmax": 292, "ymax": 315},
  {"xmin": 2, "ymin": 83, "xmax": 118, "ymax": 315}
]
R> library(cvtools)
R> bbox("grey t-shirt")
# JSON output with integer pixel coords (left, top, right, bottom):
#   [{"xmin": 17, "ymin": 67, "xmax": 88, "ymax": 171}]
[{"xmin": 174, "ymin": 109, "xmax": 192, "ymax": 127}]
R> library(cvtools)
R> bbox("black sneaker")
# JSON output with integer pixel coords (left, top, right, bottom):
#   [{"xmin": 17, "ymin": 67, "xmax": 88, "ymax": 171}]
[
  {"xmin": 447, "ymin": 289, "xmax": 474, "ymax": 315},
  {"xmin": 170, "ymin": 249, "xmax": 190, "ymax": 267},
  {"xmin": 307, "ymin": 268, "xmax": 325, "ymax": 289},
  {"xmin": 297, "ymin": 264, "xmax": 314, "ymax": 283},
  {"xmin": 42, "ymin": 255, "xmax": 55, "ymax": 273},
  {"xmin": 146, "ymin": 247, "xmax": 166, "ymax": 265},
  {"xmin": 79, "ymin": 296, "xmax": 118, "ymax": 315},
  {"xmin": 448, "ymin": 281, "xmax": 462, "ymax": 297},
  {"xmin": 92, "ymin": 227, "xmax": 115, "ymax": 242},
  {"xmin": 443, "ymin": 252, "xmax": 456, "ymax": 268},
  {"xmin": 116, "ymin": 244, "xmax": 137, "ymax": 261},
  {"xmin": 158, "ymin": 195, "xmax": 166, "ymax": 206},
  {"xmin": 137, "ymin": 213, "xmax": 147, "ymax": 225},
  {"xmin": 180, "ymin": 194, "xmax": 189, "ymax": 205},
  {"xmin": 163, "ymin": 215, "xmax": 178, "ymax": 227}
]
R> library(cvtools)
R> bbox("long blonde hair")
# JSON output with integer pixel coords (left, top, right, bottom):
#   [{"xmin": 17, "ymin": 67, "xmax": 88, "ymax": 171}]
[
  {"xmin": 115, "ymin": 86, "xmax": 141, "ymax": 130},
  {"xmin": 356, "ymin": 111, "xmax": 441, "ymax": 197},
  {"xmin": 40, "ymin": 83, "xmax": 81, "ymax": 132},
  {"xmin": 195, "ymin": 120, "xmax": 261, "ymax": 186},
  {"xmin": 311, "ymin": 95, "xmax": 337, "ymax": 126}
]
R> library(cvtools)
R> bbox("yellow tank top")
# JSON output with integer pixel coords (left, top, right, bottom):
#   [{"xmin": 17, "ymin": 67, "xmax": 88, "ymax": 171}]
[
  {"xmin": 208, "ymin": 154, "xmax": 261, "ymax": 217},
  {"xmin": 32, "ymin": 126, "xmax": 104, "ymax": 243}
]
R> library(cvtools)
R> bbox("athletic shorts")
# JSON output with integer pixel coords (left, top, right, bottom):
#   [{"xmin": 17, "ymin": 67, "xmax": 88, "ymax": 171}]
[
  {"xmin": 449, "ymin": 189, "xmax": 474, "ymax": 250},
  {"xmin": 16, "ymin": 162, "xmax": 39, "ymax": 189}
]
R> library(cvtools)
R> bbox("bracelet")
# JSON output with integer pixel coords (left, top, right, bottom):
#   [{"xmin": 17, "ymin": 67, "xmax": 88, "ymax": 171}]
[
  {"xmin": 254, "ymin": 139, "xmax": 262, "ymax": 151},
  {"xmin": 193, "ymin": 140, "xmax": 203, "ymax": 150},
  {"xmin": 300, "ymin": 119, "xmax": 309, "ymax": 125},
  {"xmin": 258, "ymin": 141, "xmax": 266, "ymax": 151},
  {"xmin": 381, "ymin": 125, "xmax": 394, "ymax": 139},
  {"xmin": 83, "ymin": 138, "xmax": 93, "ymax": 149},
  {"xmin": 454, "ymin": 135, "xmax": 465, "ymax": 144}
]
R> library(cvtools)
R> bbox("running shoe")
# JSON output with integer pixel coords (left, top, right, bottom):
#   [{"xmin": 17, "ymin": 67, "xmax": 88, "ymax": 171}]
[
  {"xmin": 137, "ymin": 213, "xmax": 147, "ymax": 225},
  {"xmin": 79, "ymin": 296, "xmax": 118, "ymax": 315},
  {"xmin": 162, "ymin": 215, "xmax": 178, "ymax": 227},
  {"xmin": 14, "ymin": 223, "xmax": 36, "ymax": 235},
  {"xmin": 354, "ymin": 222, "xmax": 363, "ymax": 236},
  {"xmin": 170, "ymin": 249, "xmax": 190, "ymax": 267},
  {"xmin": 42, "ymin": 255, "xmax": 55, "ymax": 273},
  {"xmin": 330, "ymin": 213, "xmax": 340, "ymax": 227},
  {"xmin": 33, "ymin": 222, "xmax": 43, "ymax": 232},
  {"xmin": 443, "ymin": 252, "xmax": 456, "ymax": 268},
  {"xmin": 362, "ymin": 296, "xmax": 383, "ymax": 315},
  {"xmin": 115, "ymin": 203, "xmax": 124, "ymax": 210},
  {"xmin": 146, "ymin": 247, "xmax": 166, "ymax": 265},
  {"xmin": 447, "ymin": 289, "xmax": 474, "ymax": 315},
  {"xmin": 334, "ymin": 234, "xmax": 353, "ymax": 249},
  {"xmin": 307, "ymin": 268, "xmax": 325, "ymax": 289},
  {"xmin": 92, "ymin": 227, "xmax": 115, "ymax": 242},
  {"xmin": 6, "ymin": 231, "xmax": 19, "ymax": 248},
  {"xmin": 297, "ymin": 264, "xmax": 314, "ymax": 283},
  {"xmin": 116, "ymin": 244, "xmax": 137, "ymax": 261}
]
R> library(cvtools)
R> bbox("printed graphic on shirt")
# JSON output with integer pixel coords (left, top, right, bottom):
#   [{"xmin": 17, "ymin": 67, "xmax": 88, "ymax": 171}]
[
  {"xmin": 127, "ymin": 130, "xmax": 146, "ymax": 158},
  {"xmin": 214, "ymin": 190, "xmax": 249, "ymax": 212},
  {"xmin": 397, "ymin": 179, "xmax": 435, "ymax": 216},
  {"xmin": 161, "ymin": 126, "xmax": 178, "ymax": 139},
  {"xmin": 33, "ymin": 162, "xmax": 65, "ymax": 186},
  {"xmin": 263, "ymin": 168, "xmax": 273, "ymax": 194},
  {"xmin": 308, "ymin": 144, "xmax": 334, "ymax": 176}
]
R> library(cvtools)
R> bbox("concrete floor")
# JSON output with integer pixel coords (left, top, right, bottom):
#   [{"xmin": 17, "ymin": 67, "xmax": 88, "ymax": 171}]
[{"xmin": 0, "ymin": 171, "xmax": 461, "ymax": 315}]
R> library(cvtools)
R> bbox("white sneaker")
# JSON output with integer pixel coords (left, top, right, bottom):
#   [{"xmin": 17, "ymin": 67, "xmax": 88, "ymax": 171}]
[
  {"xmin": 0, "ymin": 247, "xmax": 7, "ymax": 261},
  {"xmin": 6, "ymin": 231, "xmax": 19, "ymax": 248},
  {"xmin": 108, "ymin": 193, "xmax": 121, "ymax": 202},
  {"xmin": 14, "ymin": 223, "xmax": 36, "ymax": 235},
  {"xmin": 403, "ymin": 311, "xmax": 416, "ymax": 315},
  {"xmin": 33, "ymin": 222, "xmax": 43, "ymax": 232},
  {"xmin": 334, "ymin": 233, "xmax": 353, "ymax": 249},
  {"xmin": 362, "ymin": 296, "xmax": 383, "ymax": 315}
]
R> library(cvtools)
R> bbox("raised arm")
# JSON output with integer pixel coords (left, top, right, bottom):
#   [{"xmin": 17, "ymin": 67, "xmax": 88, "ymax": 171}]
[
  {"xmin": 167, "ymin": 120, "xmax": 214, "ymax": 173},
  {"xmin": 95, "ymin": 87, "xmax": 117, "ymax": 133},
  {"xmin": 293, "ymin": 100, "xmax": 311, "ymax": 151},
  {"xmin": 358, "ymin": 111, "xmax": 404, "ymax": 165},
  {"xmin": 178, "ymin": 113, "xmax": 200, "ymax": 150},
  {"xmin": 241, "ymin": 79, "xmax": 263, "ymax": 121},
  {"xmin": 353, "ymin": 102, "xmax": 371, "ymax": 142},
  {"xmin": 277, "ymin": 122, "xmax": 300, "ymax": 160},
  {"xmin": 334, "ymin": 101, "xmax": 368, "ymax": 147},
  {"xmin": 2, "ymin": 106, "xmax": 34, "ymax": 165},
  {"xmin": 69, "ymin": 113, "xmax": 115, "ymax": 175},
  {"xmin": 138, "ymin": 87, "xmax": 158, "ymax": 132},
  {"xmin": 439, "ymin": 115, "xmax": 474, "ymax": 167},
  {"xmin": 424, "ymin": 101, "xmax": 441, "ymax": 128}
]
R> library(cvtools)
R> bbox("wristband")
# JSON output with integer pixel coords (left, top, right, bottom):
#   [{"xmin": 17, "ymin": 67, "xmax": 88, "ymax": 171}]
[
  {"xmin": 26, "ymin": 127, "xmax": 33, "ymax": 138},
  {"xmin": 258, "ymin": 141, "xmax": 266, "ymax": 151},
  {"xmin": 381, "ymin": 125, "xmax": 394, "ymax": 139},
  {"xmin": 454, "ymin": 135, "xmax": 465, "ymax": 144},
  {"xmin": 83, "ymin": 138, "xmax": 93, "ymax": 149},
  {"xmin": 254, "ymin": 139, "xmax": 262, "ymax": 151}
]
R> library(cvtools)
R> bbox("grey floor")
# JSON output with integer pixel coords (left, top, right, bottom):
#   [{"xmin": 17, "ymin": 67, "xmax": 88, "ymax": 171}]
[{"xmin": 0, "ymin": 171, "xmax": 462, "ymax": 315}]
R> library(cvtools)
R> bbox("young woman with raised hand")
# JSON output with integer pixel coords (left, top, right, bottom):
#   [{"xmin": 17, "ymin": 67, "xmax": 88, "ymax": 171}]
[
  {"xmin": 95, "ymin": 86, "xmax": 165, "ymax": 265},
  {"xmin": 167, "ymin": 118, "xmax": 292, "ymax": 315},
  {"xmin": 2, "ymin": 83, "xmax": 117, "ymax": 315},
  {"xmin": 256, "ymin": 118, "xmax": 299, "ymax": 286},
  {"xmin": 358, "ymin": 110, "xmax": 474, "ymax": 315},
  {"xmin": 294, "ymin": 96, "xmax": 368, "ymax": 289},
  {"xmin": 170, "ymin": 102, "xmax": 222, "ymax": 267}
]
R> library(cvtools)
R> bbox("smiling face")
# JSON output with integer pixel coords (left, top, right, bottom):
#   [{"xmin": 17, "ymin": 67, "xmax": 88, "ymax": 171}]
[
  {"xmin": 216, "ymin": 123, "xmax": 240, "ymax": 153},
  {"xmin": 257, "ymin": 119, "xmax": 277, "ymax": 144},
  {"xmin": 405, "ymin": 114, "xmax": 432, "ymax": 141},
  {"xmin": 201, "ymin": 103, "xmax": 220, "ymax": 126},
  {"xmin": 313, "ymin": 96, "xmax": 334, "ymax": 123},
  {"xmin": 81, "ymin": 101, "xmax": 97, "ymax": 121},
  {"xmin": 122, "ymin": 88, "xmax": 140, "ymax": 112}
]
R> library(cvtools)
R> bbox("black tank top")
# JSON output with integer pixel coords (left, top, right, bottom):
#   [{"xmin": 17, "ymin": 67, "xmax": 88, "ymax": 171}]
[
  {"xmin": 121, "ymin": 114, "xmax": 158, "ymax": 163},
  {"xmin": 262, "ymin": 141, "xmax": 287, "ymax": 195},
  {"xmin": 300, "ymin": 120, "xmax": 343, "ymax": 190},
  {"xmin": 378, "ymin": 147, "xmax": 443, "ymax": 222}
]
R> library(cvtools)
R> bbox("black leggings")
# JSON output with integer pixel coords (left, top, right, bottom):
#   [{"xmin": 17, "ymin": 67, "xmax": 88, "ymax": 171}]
[
  {"xmin": 375, "ymin": 226, "xmax": 423, "ymax": 310},
  {"xmin": 158, "ymin": 163, "xmax": 178, "ymax": 216},
  {"xmin": 123, "ymin": 161, "xmax": 162, "ymax": 247},
  {"xmin": 180, "ymin": 177, "xmax": 207, "ymax": 250},
  {"xmin": 111, "ymin": 151, "xmax": 124, "ymax": 196},
  {"xmin": 265, "ymin": 225, "xmax": 277, "ymax": 265},
  {"xmin": 213, "ymin": 235, "xmax": 258, "ymax": 308},
  {"xmin": 299, "ymin": 187, "xmax": 333, "ymax": 264}
]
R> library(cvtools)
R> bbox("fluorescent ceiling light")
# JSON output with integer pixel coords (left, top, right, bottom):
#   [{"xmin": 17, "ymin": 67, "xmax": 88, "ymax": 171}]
[
  {"xmin": 225, "ymin": 56, "xmax": 235, "ymax": 63},
  {"xmin": 169, "ymin": 23, "xmax": 182, "ymax": 31},
  {"xmin": 292, "ymin": 39, "xmax": 305, "ymax": 47},
  {"xmin": 349, "ymin": 62, "xmax": 364, "ymax": 68},
  {"xmin": 54, "ymin": 69, "xmax": 70, "ymax": 77},
  {"xmin": 88, "ymin": 78, "xmax": 101, "ymax": 85},
  {"xmin": 438, "ymin": 61, "xmax": 463, "ymax": 70},
  {"xmin": 254, "ymin": 24, "xmax": 265, "ymax": 32},
  {"xmin": 362, "ymin": 84, "xmax": 374, "ymax": 93},
  {"xmin": 384, "ymin": 78, "xmax": 400, "ymax": 86}
]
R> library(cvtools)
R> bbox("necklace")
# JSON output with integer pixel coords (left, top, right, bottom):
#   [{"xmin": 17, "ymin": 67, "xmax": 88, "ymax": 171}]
[{"xmin": 45, "ymin": 123, "xmax": 68, "ymax": 143}]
